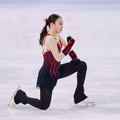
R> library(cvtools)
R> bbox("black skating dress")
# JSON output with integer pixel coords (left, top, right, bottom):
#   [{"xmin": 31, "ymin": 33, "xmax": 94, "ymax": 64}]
[{"xmin": 36, "ymin": 33, "xmax": 62, "ymax": 92}]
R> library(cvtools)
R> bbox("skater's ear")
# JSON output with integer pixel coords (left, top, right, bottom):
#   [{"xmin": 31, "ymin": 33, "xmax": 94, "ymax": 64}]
[{"xmin": 50, "ymin": 22, "xmax": 55, "ymax": 28}]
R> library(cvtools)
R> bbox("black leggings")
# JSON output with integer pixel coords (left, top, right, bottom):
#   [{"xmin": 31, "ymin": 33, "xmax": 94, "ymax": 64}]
[
  {"xmin": 25, "ymin": 87, "xmax": 52, "ymax": 110},
  {"xmin": 23, "ymin": 60, "xmax": 87, "ymax": 110}
]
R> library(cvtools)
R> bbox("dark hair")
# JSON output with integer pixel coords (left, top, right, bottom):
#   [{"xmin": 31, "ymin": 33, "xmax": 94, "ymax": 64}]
[{"xmin": 39, "ymin": 14, "xmax": 62, "ymax": 45}]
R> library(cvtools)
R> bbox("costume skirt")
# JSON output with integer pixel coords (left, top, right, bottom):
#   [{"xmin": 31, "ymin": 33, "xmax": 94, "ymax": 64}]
[{"xmin": 36, "ymin": 66, "xmax": 60, "ymax": 92}]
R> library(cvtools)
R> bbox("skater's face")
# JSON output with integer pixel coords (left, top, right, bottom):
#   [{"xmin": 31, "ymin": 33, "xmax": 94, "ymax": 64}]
[{"xmin": 50, "ymin": 18, "xmax": 63, "ymax": 34}]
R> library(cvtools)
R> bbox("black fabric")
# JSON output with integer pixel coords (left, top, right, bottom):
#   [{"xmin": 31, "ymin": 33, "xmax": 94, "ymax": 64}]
[
  {"xmin": 69, "ymin": 50, "xmax": 78, "ymax": 59},
  {"xmin": 62, "ymin": 38, "xmax": 75, "ymax": 55},
  {"xmin": 37, "ymin": 63, "xmax": 59, "ymax": 92},
  {"xmin": 26, "ymin": 87, "xmax": 52, "ymax": 110},
  {"xmin": 15, "ymin": 59, "xmax": 87, "ymax": 110},
  {"xmin": 58, "ymin": 59, "xmax": 87, "ymax": 103},
  {"xmin": 15, "ymin": 87, "xmax": 52, "ymax": 110},
  {"xmin": 14, "ymin": 89, "xmax": 27, "ymax": 104}
]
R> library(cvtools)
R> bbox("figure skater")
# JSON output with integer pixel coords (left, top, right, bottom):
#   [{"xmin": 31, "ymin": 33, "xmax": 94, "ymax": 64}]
[{"xmin": 8, "ymin": 14, "xmax": 94, "ymax": 110}]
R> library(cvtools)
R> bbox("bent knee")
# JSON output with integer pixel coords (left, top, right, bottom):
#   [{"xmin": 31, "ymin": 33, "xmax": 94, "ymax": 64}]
[
  {"xmin": 80, "ymin": 61, "xmax": 87, "ymax": 70},
  {"xmin": 40, "ymin": 104, "xmax": 50, "ymax": 110}
]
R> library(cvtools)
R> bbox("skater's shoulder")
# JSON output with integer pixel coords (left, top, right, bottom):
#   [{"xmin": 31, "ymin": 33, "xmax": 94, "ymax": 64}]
[{"xmin": 46, "ymin": 35, "xmax": 57, "ymax": 45}]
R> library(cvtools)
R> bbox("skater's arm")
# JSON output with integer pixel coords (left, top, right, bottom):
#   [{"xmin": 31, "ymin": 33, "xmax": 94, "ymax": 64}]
[
  {"xmin": 67, "ymin": 36, "xmax": 79, "ymax": 60},
  {"xmin": 47, "ymin": 36, "xmax": 75, "ymax": 62},
  {"xmin": 59, "ymin": 35, "xmax": 68, "ymax": 47},
  {"xmin": 60, "ymin": 35, "xmax": 79, "ymax": 60},
  {"xmin": 59, "ymin": 35, "xmax": 73, "ymax": 53},
  {"xmin": 46, "ymin": 36, "xmax": 65, "ymax": 62}
]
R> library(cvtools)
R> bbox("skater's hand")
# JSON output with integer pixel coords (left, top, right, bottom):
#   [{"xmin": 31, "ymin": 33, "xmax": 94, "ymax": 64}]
[
  {"xmin": 67, "ymin": 36, "xmax": 81, "ymax": 61},
  {"xmin": 67, "ymin": 36, "xmax": 75, "ymax": 43},
  {"xmin": 62, "ymin": 37, "xmax": 75, "ymax": 56}
]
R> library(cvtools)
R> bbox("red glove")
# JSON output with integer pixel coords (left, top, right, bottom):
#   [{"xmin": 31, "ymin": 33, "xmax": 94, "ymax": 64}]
[
  {"xmin": 62, "ymin": 37, "xmax": 75, "ymax": 55},
  {"xmin": 67, "ymin": 36, "xmax": 79, "ymax": 60},
  {"xmin": 69, "ymin": 50, "xmax": 78, "ymax": 59}
]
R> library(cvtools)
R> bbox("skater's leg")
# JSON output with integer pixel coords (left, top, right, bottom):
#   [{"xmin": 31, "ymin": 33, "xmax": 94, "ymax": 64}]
[
  {"xmin": 27, "ymin": 87, "xmax": 52, "ymax": 110},
  {"xmin": 59, "ymin": 59, "xmax": 87, "ymax": 103},
  {"xmin": 74, "ymin": 61, "xmax": 88, "ymax": 104},
  {"xmin": 15, "ymin": 87, "xmax": 52, "ymax": 110},
  {"xmin": 59, "ymin": 60, "xmax": 81, "ymax": 78}
]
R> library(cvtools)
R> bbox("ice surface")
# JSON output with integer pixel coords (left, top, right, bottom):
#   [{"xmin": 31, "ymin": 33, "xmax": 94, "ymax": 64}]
[{"xmin": 0, "ymin": 2, "xmax": 120, "ymax": 120}]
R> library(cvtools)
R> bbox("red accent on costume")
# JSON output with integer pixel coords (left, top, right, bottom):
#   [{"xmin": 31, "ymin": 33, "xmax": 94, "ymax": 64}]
[{"xmin": 42, "ymin": 33, "xmax": 62, "ymax": 78}]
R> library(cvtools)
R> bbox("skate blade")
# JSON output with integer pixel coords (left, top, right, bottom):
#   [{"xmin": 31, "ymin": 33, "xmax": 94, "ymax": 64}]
[
  {"xmin": 74, "ymin": 98, "xmax": 95, "ymax": 107},
  {"xmin": 8, "ymin": 85, "xmax": 20, "ymax": 107},
  {"xmin": 74, "ymin": 102, "xmax": 95, "ymax": 107},
  {"xmin": 82, "ymin": 102, "xmax": 95, "ymax": 107},
  {"xmin": 81, "ymin": 98, "xmax": 95, "ymax": 107}
]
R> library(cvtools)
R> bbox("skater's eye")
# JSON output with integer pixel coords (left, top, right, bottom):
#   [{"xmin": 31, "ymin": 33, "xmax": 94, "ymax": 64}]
[{"xmin": 59, "ymin": 22, "xmax": 63, "ymax": 25}]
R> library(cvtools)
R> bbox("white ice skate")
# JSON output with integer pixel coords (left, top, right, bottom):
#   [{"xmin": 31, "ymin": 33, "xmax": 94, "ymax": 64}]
[
  {"xmin": 74, "ymin": 97, "xmax": 95, "ymax": 107},
  {"xmin": 81, "ymin": 97, "xmax": 95, "ymax": 106},
  {"xmin": 8, "ymin": 85, "xmax": 20, "ymax": 107}
]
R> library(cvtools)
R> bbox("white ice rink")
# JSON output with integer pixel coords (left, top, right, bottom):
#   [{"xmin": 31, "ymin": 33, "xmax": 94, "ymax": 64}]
[{"xmin": 0, "ymin": 2, "xmax": 120, "ymax": 120}]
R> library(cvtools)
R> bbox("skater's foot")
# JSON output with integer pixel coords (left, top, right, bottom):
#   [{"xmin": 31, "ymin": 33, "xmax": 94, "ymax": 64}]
[
  {"xmin": 8, "ymin": 86, "xmax": 27, "ymax": 107},
  {"xmin": 8, "ymin": 85, "xmax": 20, "ymax": 107},
  {"xmin": 14, "ymin": 89, "xmax": 27, "ymax": 105},
  {"xmin": 76, "ymin": 97, "xmax": 95, "ymax": 106},
  {"xmin": 74, "ymin": 93, "xmax": 87, "ymax": 104}
]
